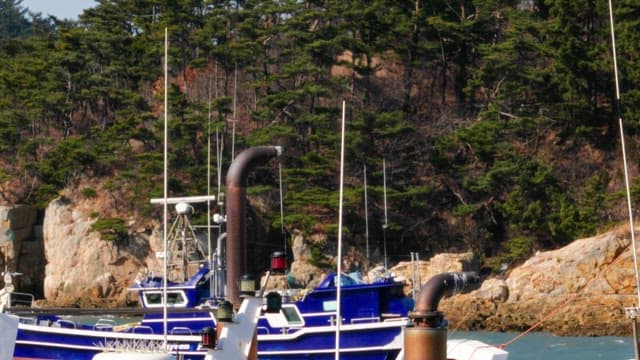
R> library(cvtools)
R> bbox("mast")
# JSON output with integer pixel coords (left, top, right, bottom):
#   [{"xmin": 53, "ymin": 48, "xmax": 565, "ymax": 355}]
[
  {"xmin": 364, "ymin": 164, "xmax": 370, "ymax": 270},
  {"xmin": 162, "ymin": 27, "xmax": 169, "ymax": 351},
  {"xmin": 608, "ymin": 0, "xmax": 640, "ymax": 305},
  {"xmin": 609, "ymin": 2, "xmax": 640, "ymax": 358},
  {"xmin": 207, "ymin": 67, "xmax": 214, "ymax": 299},
  {"xmin": 382, "ymin": 158, "xmax": 389, "ymax": 271},
  {"xmin": 335, "ymin": 100, "xmax": 347, "ymax": 359},
  {"xmin": 231, "ymin": 62, "xmax": 238, "ymax": 161}
]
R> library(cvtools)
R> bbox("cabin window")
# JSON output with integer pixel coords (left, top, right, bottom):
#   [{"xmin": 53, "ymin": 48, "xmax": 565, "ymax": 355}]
[
  {"xmin": 282, "ymin": 306, "xmax": 303, "ymax": 325},
  {"xmin": 264, "ymin": 304, "xmax": 305, "ymax": 328},
  {"xmin": 143, "ymin": 291, "xmax": 187, "ymax": 307}
]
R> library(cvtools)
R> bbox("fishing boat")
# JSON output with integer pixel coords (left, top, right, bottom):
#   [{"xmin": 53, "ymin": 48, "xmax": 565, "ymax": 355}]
[{"xmin": 1, "ymin": 146, "xmax": 507, "ymax": 360}]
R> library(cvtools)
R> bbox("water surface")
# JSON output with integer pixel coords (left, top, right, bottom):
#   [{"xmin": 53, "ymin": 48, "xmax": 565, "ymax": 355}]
[{"xmin": 449, "ymin": 331, "xmax": 635, "ymax": 359}]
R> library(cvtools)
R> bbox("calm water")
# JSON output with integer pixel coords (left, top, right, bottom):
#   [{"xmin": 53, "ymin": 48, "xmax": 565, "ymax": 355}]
[{"xmin": 450, "ymin": 331, "xmax": 635, "ymax": 359}]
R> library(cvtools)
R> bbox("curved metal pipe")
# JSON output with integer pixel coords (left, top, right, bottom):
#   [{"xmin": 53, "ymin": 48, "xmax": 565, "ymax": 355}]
[
  {"xmin": 226, "ymin": 146, "xmax": 282, "ymax": 305},
  {"xmin": 410, "ymin": 272, "xmax": 478, "ymax": 328}
]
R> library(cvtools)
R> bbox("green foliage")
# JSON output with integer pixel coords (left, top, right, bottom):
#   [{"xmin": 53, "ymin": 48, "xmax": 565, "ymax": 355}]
[
  {"xmin": 90, "ymin": 217, "xmax": 128, "ymax": 242},
  {"xmin": 308, "ymin": 242, "xmax": 331, "ymax": 268},
  {"xmin": 37, "ymin": 136, "xmax": 96, "ymax": 187},
  {"xmin": 0, "ymin": 0, "xmax": 637, "ymax": 267},
  {"xmin": 81, "ymin": 188, "xmax": 97, "ymax": 198},
  {"xmin": 504, "ymin": 235, "xmax": 535, "ymax": 263},
  {"xmin": 487, "ymin": 235, "xmax": 535, "ymax": 272},
  {"xmin": 0, "ymin": 0, "xmax": 31, "ymax": 40},
  {"xmin": 453, "ymin": 204, "xmax": 477, "ymax": 217}
]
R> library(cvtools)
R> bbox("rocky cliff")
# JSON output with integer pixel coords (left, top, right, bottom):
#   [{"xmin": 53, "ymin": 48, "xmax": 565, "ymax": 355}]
[
  {"xmin": 437, "ymin": 228, "xmax": 636, "ymax": 336},
  {"xmin": 0, "ymin": 204, "xmax": 42, "ymax": 296},
  {"xmin": 40, "ymin": 192, "xmax": 160, "ymax": 307}
]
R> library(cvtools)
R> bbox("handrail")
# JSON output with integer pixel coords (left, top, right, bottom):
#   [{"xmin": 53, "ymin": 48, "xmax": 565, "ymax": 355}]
[
  {"xmin": 94, "ymin": 319, "xmax": 116, "ymax": 331},
  {"xmin": 350, "ymin": 316, "xmax": 380, "ymax": 324},
  {"xmin": 131, "ymin": 325, "xmax": 154, "ymax": 334},
  {"xmin": 170, "ymin": 326, "xmax": 192, "ymax": 335}
]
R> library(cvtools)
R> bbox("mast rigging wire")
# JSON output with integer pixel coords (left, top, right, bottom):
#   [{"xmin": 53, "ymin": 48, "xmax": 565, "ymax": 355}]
[{"xmin": 608, "ymin": 0, "xmax": 640, "ymax": 307}]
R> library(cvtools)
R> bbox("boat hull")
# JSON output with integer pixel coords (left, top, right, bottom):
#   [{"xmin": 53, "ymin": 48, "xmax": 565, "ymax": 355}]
[
  {"xmin": 257, "ymin": 321, "xmax": 405, "ymax": 360},
  {"xmin": 15, "ymin": 323, "xmax": 201, "ymax": 360},
  {"xmin": 14, "ymin": 320, "xmax": 406, "ymax": 360}
]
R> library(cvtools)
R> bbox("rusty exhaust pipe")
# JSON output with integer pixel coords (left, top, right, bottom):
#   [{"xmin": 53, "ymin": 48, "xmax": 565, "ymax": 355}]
[
  {"xmin": 405, "ymin": 272, "xmax": 478, "ymax": 360},
  {"xmin": 226, "ymin": 146, "xmax": 282, "ymax": 305}
]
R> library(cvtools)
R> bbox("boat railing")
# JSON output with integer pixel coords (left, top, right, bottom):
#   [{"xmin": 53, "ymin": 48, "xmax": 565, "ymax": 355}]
[
  {"xmin": 257, "ymin": 326, "xmax": 270, "ymax": 335},
  {"xmin": 328, "ymin": 316, "xmax": 344, "ymax": 326},
  {"xmin": 273, "ymin": 326, "xmax": 302, "ymax": 334},
  {"xmin": 350, "ymin": 316, "xmax": 380, "ymax": 324},
  {"xmin": 170, "ymin": 326, "xmax": 193, "ymax": 335},
  {"xmin": 94, "ymin": 319, "xmax": 116, "ymax": 331},
  {"xmin": 130, "ymin": 325, "xmax": 154, "ymax": 334}
]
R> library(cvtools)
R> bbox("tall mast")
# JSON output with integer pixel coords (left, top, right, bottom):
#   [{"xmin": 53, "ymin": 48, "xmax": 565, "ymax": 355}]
[
  {"xmin": 335, "ymin": 101, "xmax": 347, "ymax": 359},
  {"xmin": 382, "ymin": 158, "xmax": 388, "ymax": 271},
  {"xmin": 608, "ymin": 0, "xmax": 640, "ymax": 304},
  {"xmin": 609, "ymin": 2, "xmax": 640, "ymax": 358},
  {"xmin": 364, "ymin": 164, "xmax": 370, "ymax": 270},
  {"xmin": 162, "ymin": 27, "xmax": 169, "ymax": 351}
]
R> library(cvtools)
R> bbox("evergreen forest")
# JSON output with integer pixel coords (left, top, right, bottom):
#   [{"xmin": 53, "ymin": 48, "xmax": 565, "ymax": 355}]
[{"xmin": 2, "ymin": 0, "xmax": 640, "ymax": 272}]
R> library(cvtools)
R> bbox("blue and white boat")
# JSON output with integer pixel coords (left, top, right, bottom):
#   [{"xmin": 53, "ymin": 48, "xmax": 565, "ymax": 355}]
[
  {"xmin": 1, "ymin": 146, "xmax": 506, "ymax": 360},
  {"xmin": 132, "ymin": 267, "xmax": 412, "ymax": 360},
  {"xmin": 5, "ymin": 257, "xmax": 413, "ymax": 360}
]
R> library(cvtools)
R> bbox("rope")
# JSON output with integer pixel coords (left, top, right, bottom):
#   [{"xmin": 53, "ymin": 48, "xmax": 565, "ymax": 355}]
[
  {"xmin": 499, "ymin": 242, "xmax": 631, "ymax": 349},
  {"xmin": 498, "ymin": 295, "xmax": 575, "ymax": 349}
]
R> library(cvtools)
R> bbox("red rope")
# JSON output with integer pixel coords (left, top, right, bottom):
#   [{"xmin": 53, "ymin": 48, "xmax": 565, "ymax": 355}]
[
  {"xmin": 499, "ymin": 247, "xmax": 629, "ymax": 349},
  {"xmin": 499, "ymin": 294, "xmax": 576, "ymax": 349}
]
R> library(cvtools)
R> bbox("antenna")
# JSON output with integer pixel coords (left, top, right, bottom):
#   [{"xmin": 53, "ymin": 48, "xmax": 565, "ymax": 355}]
[
  {"xmin": 364, "ymin": 164, "xmax": 370, "ymax": 270},
  {"xmin": 279, "ymin": 162, "xmax": 287, "ymax": 264},
  {"xmin": 207, "ymin": 69, "xmax": 214, "ymax": 299},
  {"xmin": 162, "ymin": 27, "xmax": 169, "ymax": 352},
  {"xmin": 382, "ymin": 158, "xmax": 388, "ymax": 271},
  {"xmin": 231, "ymin": 62, "xmax": 238, "ymax": 161},
  {"xmin": 335, "ymin": 100, "xmax": 347, "ymax": 359}
]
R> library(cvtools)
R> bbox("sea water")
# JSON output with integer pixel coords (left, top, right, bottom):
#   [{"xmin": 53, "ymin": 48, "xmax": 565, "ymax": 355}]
[{"xmin": 450, "ymin": 331, "xmax": 635, "ymax": 359}]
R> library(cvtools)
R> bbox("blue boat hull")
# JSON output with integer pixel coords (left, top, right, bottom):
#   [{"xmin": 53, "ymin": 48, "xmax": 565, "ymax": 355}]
[
  {"xmin": 15, "ymin": 323, "xmax": 202, "ymax": 360},
  {"xmin": 257, "ymin": 321, "xmax": 405, "ymax": 360},
  {"xmin": 14, "ymin": 319, "xmax": 406, "ymax": 360}
]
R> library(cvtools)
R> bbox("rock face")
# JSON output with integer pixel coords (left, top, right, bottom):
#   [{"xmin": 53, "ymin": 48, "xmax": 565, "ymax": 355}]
[
  {"xmin": 262, "ymin": 230, "xmax": 326, "ymax": 290},
  {"xmin": 0, "ymin": 204, "xmax": 43, "ymax": 295},
  {"xmin": 439, "ymin": 229, "xmax": 636, "ymax": 336},
  {"xmin": 42, "ymin": 196, "xmax": 153, "ymax": 307},
  {"xmin": 390, "ymin": 252, "xmax": 477, "ymax": 284}
]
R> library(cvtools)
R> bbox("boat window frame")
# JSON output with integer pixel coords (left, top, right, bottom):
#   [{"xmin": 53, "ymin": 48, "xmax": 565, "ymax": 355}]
[
  {"xmin": 142, "ymin": 290, "xmax": 188, "ymax": 308},
  {"xmin": 264, "ymin": 303, "xmax": 305, "ymax": 328}
]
